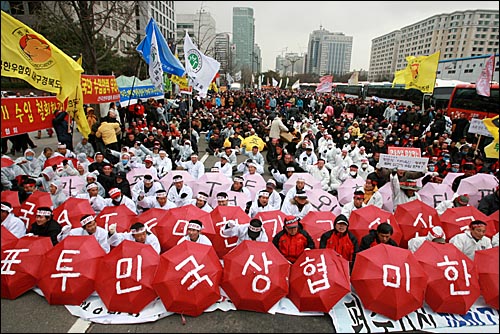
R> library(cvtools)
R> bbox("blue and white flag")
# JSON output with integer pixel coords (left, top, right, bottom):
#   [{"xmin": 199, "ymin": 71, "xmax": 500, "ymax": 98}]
[
  {"xmin": 137, "ymin": 18, "xmax": 185, "ymax": 77},
  {"xmin": 184, "ymin": 31, "xmax": 220, "ymax": 97},
  {"xmin": 148, "ymin": 27, "xmax": 163, "ymax": 90}
]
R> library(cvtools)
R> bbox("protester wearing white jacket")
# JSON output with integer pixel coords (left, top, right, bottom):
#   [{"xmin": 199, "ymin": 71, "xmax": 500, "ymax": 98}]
[
  {"xmin": 306, "ymin": 159, "xmax": 331, "ymax": 192},
  {"xmin": 57, "ymin": 214, "xmax": 110, "ymax": 253},
  {"xmin": 449, "ymin": 220, "xmax": 492, "ymax": 260},
  {"xmin": 1, "ymin": 202, "xmax": 26, "ymax": 238},
  {"xmin": 221, "ymin": 218, "xmax": 268, "ymax": 245},
  {"xmin": 408, "ymin": 226, "xmax": 446, "ymax": 253}
]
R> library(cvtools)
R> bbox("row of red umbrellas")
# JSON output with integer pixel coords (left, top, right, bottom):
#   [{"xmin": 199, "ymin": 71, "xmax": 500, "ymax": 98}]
[{"xmin": 1, "ymin": 233, "xmax": 497, "ymax": 320}]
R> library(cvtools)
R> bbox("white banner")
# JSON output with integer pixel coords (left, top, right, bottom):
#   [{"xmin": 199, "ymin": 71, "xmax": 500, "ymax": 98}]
[
  {"xmin": 379, "ymin": 153, "xmax": 428, "ymax": 172},
  {"xmin": 468, "ymin": 118, "xmax": 494, "ymax": 137}
]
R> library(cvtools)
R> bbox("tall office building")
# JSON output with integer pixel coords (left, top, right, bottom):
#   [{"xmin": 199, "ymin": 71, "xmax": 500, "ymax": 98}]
[
  {"xmin": 215, "ymin": 33, "xmax": 231, "ymax": 76},
  {"xmin": 306, "ymin": 27, "xmax": 353, "ymax": 77},
  {"xmin": 175, "ymin": 10, "xmax": 216, "ymax": 60},
  {"xmin": 232, "ymin": 7, "xmax": 255, "ymax": 73},
  {"xmin": 368, "ymin": 9, "xmax": 499, "ymax": 81}
]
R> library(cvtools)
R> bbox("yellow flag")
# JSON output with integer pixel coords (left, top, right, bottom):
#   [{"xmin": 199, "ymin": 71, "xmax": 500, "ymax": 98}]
[
  {"xmin": 1, "ymin": 11, "xmax": 83, "ymax": 103},
  {"xmin": 209, "ymin": 81, "xmax": 219, "ymax": 93},
  {"xmin": 170, "ymin": 74, "xmax": 190, "ymax": 91},
  {"xmin": 402, "ymin": 51, "xmax": 440, "ymax": 93},
  {"xmin": 66, "ymin": 83, "xmax": 90, "ymax": 139},
  {"xmin": 392, "ymin": 69, "xmax": 408, "ymax": 87},
  {"xmin": 76, "ymin": 54, "xmax": 82, "ymax": 66},
  {"xmin": 483, "ymin": 115, "xmax": 499, "ymax": 159}
]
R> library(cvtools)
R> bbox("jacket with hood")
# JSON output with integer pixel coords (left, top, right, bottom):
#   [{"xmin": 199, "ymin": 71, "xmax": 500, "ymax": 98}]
[
  {"xmin": 49, "ymin": 179, "xmax": 66, "ymax": 209},
  {"xmin": 272, "ymin": 221, "xmax": 315, "ymax": 263},
  {"xmin": 319, "ymin": 214, "xmax": 359, "ymax": 265},
  {"xmin": 15, "ymin": 149, "xmax": 42, "ymax": 177}
]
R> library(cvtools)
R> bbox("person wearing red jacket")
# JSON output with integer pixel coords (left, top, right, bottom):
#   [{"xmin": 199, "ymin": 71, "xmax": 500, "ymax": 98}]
[
  {"xmin": 272, "ymin": 216, "xmax": 315, "ymax": 264},
  {"xmin": 319, "ymin": 214, "xmax": 359, "ymax": 271}
]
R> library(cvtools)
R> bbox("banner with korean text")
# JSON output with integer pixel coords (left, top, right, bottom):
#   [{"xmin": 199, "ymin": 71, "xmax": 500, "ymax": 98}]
[
  {"xmin": 80, "ymin": 74, "xmax": 120, "ymax": 104},
  {"xmin": 379, "ymin": 153, "xmax": 428, "ymax": 172},
  {"xmin": 387, "ymin": 146, "xmax": 421, "ymax": 157}
]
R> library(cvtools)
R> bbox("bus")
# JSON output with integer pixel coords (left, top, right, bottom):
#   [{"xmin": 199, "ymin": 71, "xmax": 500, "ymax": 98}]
[
  {"xmin": 334, "ymin": 83, "xmax": 365, "ymax": 99},
  {"xmin": 447, "ymin": 83, "xmax": 499, "ymax": 119},
  {"xmin": 364, "ymin": 82, "xmax": 424, "ymax": 107},
  {"xmin": 428, "ymin": 79, "xmax": 470, "ymax": 110}
]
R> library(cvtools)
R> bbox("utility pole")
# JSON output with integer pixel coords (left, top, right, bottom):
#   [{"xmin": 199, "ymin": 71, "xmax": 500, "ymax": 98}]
[{"xmin": 286, "ymin": 55, "xmax": 300, "ymax": 77}]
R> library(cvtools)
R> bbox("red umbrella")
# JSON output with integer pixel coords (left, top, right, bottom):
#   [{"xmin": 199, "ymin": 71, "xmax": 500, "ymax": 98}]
[
  {"xmin": 1, "ymin": 190, "xmax": 21, "ymax": 216},
  {"xmin": 349, "ymin": 206, "xmax": 403, "ymax": 245},
  {"xmin": 2, "ymin": 226, "xmax": 19, "ymax": 250},
  {"xmin": 148, "ymin": 205, "xmax": 214, "ymax": 253},
  {"xmin": 207, "ymin": 206, "xmax": 251, "ymax": 258},
  {"xmin": 440, "ymin": 206, "xmax": 490, "ymax": 240},
  {"xmin": 1, "ymin": 235, "xmax": 53, "ymax": 299},
  {"xmin": 486, "ymin": 210, "xmax": 499, "ymax": 235},
  {"xmin": 1, "ymin": 156, "xmax": 15, "ymax": 167},
  {"xmin": 474, "ymin": 247, "xmax": 499, "ymax": 309},
  {"xmin": 153, "ymin": 241, "xmax": 222, "ymax": 317},
  {"xmin": 52, "ymin": 197, "xmax": 95, "ymax": 229},
  {"xmin": 19, "ymin": 191, "xmax": 53, "ymax": 232},
  {"xmin": 394, "ymin": 199, "xmax": 441, "ymax": 249},
  {"xmin": 300, "ymin": 211, "xmax": 337, "ymax": 248},
  {"xmin": 43, "ymin": 156, "xmax": 78, "ymax": 169},
  {"xmin": 253, "ymin": 210, "xmax": 287, "ymax": 241},
  {"xmin": 37, "ymin": 235, "xmax": 106, "ymax": 305},
  {"xmin": 221, "ymin": 240, "xmax": 290, "ymax": 313},
  {"xmin": 191, "ymin": 172, "xmax": 232, "ymax": 199},
  {"xmin": 414, "ymin": 241, "xmax": 481, "ymax": 314},
  {"xmin": 242, "ymin": 173, "xmax": 266, "ymax": 201},
  {"xmin": 351, "ymin": 243, "xmax": 428, "ymax": 320},
  {"xmin": 307, "ymin": 188, "xmax": 339, "ymax": 213},
  {"xmin": 95, "ymin": 204, "xmax": 137, "ymax": 233},
  {"xmin": 95, "ymin": 240, "xmax": 160, "ymax": 313},
  {"xmin": 287, "ymin": 249, "xmax": 350, "ymax": 312}
]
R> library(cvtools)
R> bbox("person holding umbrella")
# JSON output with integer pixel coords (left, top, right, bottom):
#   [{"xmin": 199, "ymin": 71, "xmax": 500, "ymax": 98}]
[
  {"xmin": 177, "ymin": 219, "xmax": 212, "ymax": 246},
  {"xmin": 390, "ymin": 168, "xmax": 421, "ymax": 211},
  {"xmin": 435, "ymin": 194, "xmax": 470, "ymax": 215},
  {"xmin": 272, "ymin": 216, "xmax": 315, "ymax": 264},
  {"xmin": 319, "ymin": 214, "xmax": 359, "ymax": 271},
  {"xmin": 340, "ymin": 188, "xmax": 366, "ymax": 219},
  {"xmin": 108, "ymin": 222, "xmax": 160, "ymax": 254},
  {"xmin": 1, "ymin": 202, "xmax": 26, "ymax": 238},
  {"xmin": 28, "ymin": 207, "xmax": 62, "ymax": 246},
  {"xmin": 408, "ymin": 226, "xmax": 446, "ymax": 252},
  {"xmin": 57, "ymin": 214, "xmax": 110, "ymax": 253},
  {"xmin": 222, "ymin": 218, "xmax": 268, "ymax": 245},
  {"xmin": 449, "ymin": 220, "xmax": 492, "ymax": 260},
  {"xmin": 189, "ymin": 192, "xmax": 213, "ymax": 212},
  {"xmin": 359, "ymin": 222, "xmax": 398, "ymax": 251}
]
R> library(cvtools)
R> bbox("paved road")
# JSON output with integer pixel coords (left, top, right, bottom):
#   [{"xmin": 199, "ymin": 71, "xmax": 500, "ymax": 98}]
[{"xmin": 1, "ymin": 129, "xmax": 337, "ymax": 333}]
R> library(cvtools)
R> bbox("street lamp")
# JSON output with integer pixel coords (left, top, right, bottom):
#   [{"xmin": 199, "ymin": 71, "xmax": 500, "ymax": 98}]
[{"xmin": 286, "ymin": 55, "xmax": 300, "ymax": 77}]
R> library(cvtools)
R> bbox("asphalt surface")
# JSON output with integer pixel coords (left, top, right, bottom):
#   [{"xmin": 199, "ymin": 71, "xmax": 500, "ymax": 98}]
[{"xmin": 1, "ymin": 129, "xmax": 337, "ymax": 333}]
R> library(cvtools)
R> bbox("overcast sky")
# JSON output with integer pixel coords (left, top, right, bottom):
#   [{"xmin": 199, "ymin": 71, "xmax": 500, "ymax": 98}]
[{"xmin": 175, "ymin": 1, "xmax": 499, "ymax": 72}]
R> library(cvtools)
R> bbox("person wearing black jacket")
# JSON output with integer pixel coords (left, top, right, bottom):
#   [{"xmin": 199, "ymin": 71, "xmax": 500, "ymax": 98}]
[
  {"xmin": 113, "ymin": 171, "xmax": 132, "ymax": 199},
  {"xmin": 359, "ymin": 222, "xmax": 398, "ymax": 251},
  {"xmin": 29, "ymin": 207, "xmax": 62, "ymax": 246}
]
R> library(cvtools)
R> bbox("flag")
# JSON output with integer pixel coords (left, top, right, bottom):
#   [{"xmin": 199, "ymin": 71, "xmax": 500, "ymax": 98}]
[
  {"xmin": 209, "ymin": 81, "xmax": 219, "ymax": 93},
  {"xmin": 403, "ymin": 51, "xmax": 440, "ymax": 93},
  {"xmin": 183, "ymin": 31, "xmax": 220, "ymax": 97},
  {"xmin": 285, "ymin": 77, "xmax": 289, "ymax": 88},
  {"xmin": 292, "ymin": 79, "xmax": 300, "ymax": 90},
  {"xmin": 278, "ymin": 78, "xmax": 283, "ymax": 88},
  {"xmin": 251, "ymin": 73, "xmax": 255, "ymax": 84},
  {"xmin": 66, "ymin": 83, "xmax": 91, "ymax": 139},
  {"xmin": 148, "ymin": 26, "xmax": 163, "ymax": 91},
  {"xmin": 476, "ymin": 54, "xmax": 495, "ymax": 97},
  {"xmin": 137, "ymin": 18, "xmax": 185, "ymax": 77},
  {"xmin": 392, "ymin": 69, "xmax": 407, "ymax": 87},
  {"xmin": 163, "ymin": 74, "xmax": 172, "ymax": 92},
  {"xmin": 234, "ymin": 71, "xmax": 242, "ymax": 82},
  {"xmin": 226, "ymin": 73, "xmax": 234, "ymax": 85},
  {"xmin": 76, "ymin": 54, "xmax": 82, "ymax": 66},
  {"xmin": 170, "ymin": 74, "xmax": 190, "ymax": 91},
  {"xmin": 272, "ymin": 78, "xmax": 278, "ymax": 87},
  {"xmin": 1, "ymin": 11, "xmax": 83, "ymax": 103},
  {"xmin": 348, "ymin": 71, "xmax": 359, "ymax": 85},
  {"xmin": 483, "ymin": 115, "xmax": 499, "ymax": 159},
  {"xmin": 316, "ymin": 75, "xmax": 333, "ymax": 93}
]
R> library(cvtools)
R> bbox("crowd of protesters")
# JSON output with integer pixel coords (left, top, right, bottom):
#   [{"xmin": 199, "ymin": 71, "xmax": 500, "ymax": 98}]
[{"xmin": 1, "ymin": 86, "xmax": 498, "ymax": 266}]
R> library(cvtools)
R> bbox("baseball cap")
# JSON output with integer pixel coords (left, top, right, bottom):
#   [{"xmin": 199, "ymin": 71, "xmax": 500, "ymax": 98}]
[
  {"xmin": 284, "ymin": 216, "xmax": 300, "ymax": 228},
  {"xmin": 109, "ymin": 188, "xmax": 121, "ymax": 199}
]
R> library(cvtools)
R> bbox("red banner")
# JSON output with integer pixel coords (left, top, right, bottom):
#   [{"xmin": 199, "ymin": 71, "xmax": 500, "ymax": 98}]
[
  {"xmin": 80, "ymin": 74, "xmax": 120, "ymax": 104},
  {"xmin": 1, "ymin": 96, "xmax": 63, "ymax": 137},
  {"xmin": 388, "ymin": 146, "xmax": 421, "ymax": 157}
]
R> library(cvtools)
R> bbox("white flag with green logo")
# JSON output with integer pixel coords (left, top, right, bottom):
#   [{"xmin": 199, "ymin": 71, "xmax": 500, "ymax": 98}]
[{"xmin": 183, "ymin": 31, "xmax": 220, "ymax": 97}]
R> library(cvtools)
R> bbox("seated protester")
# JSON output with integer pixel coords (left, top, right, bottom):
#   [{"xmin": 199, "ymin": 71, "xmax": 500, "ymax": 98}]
[
  {"xmin": 319, "ymin": 214, "xmax": 359, "ymax": 271},
  {"xmin": 108, "ymin": 222, "xmax": 160, "ymax": 254},
  {"xmin": 19, "ymin": 177, "xmax": 40, "ymax": 204},
  {"xmin": 284, "ymin": 176, "xmax": 309, "ymax": 201},
  {"xmin": 1, "ymin": 202, "xmax": 26, "ymax": 238},
  {"xmin": 97, "ymin": 163, "xmax": 116, "ymax": 197},
  {"xmin": 142, "ymin": 155, "xmax": 159, "ymax": 179},
  {"xmin": 57, "ymin": 214, "xmax": 110, "ymax": 253},
  {"xmin": 341, "ymin": 189, "xmax": 367, "ymax": 219},
  {"xmin": 359, "ymin": 222, "xmax": 398, "ymax": 251},
  {"xmin": 305, "ymin": 158, "xmax": 331, "ymax": 192},
  {"xmin": 449, "ymin": 220, "xmax": 492, "ymax": 260},
  {"xmin": 79, "ymin": 171, "xmax": 106, "ymax": 198},
  {"xmin": 408, "ymin": 226, "xmax": 446, "ymax": 253},
  {"xmin": 436, "ymin": 194, "xmax": 469, "ymax": 215},
  {"xmin": 249, "ymin": 190, "xmax": 274, "ymax": 218},
  {"xmin": 138, "ymin": 188, "xmax": 176, "ymax": 210},
  {"xmin": 241, "ymin": 145, "xmax": 265, "ymax": 170},
  {"xmin": 15, "ymin": 148, "xmax": 42, "ymax": 178},
  {"xmin": 237, "ymin": 159, "xmax": 264, "ymax": 175},
  {"xmin": 189, "ymin": 192, "xmax": 213, "ymax": 212},
  {"xmin": 358, "ymin": 157, "xmax": 374, "ymax": 180},
  {"xmin": 230, "ymin": 175, "xmax": 252, "ymax": 200},
  {"xmin": 492, "ymin": 232, "xmax": 499, "ymax": 248},
  {"xmin": 281, "ymin": 190, "xmax": 313, "ymax": 219},
  {"xmin": 103, "ymin": 188, "xmax": 138, "ymax": 213},
  {"xmin": 76, "ymin": 182, "xmax": 107, "ymax": 215},
  {"xmin": 113, "ymin": 171, "xmax": 132, "ymax": 199},
  {"xmin": 390, "ymin": 169, "xmax": 421, "ymax": 211},
  {"xmin": 28, "ymin": 207, "xmax": 62, "ymax": 246},
  {"xmin": 53, "ymin": 143, "xmax": 76, "ymax": 159},
  {"xmin": 272, "ymin": 166, "xmax": 295, "ymax": 192},
  {"xmin": 177, "ymin": 153, "xmax": 205, "ymax": 180},
  {"xmin": 177, "ymin": 219, "xmax": 213, "ymax": 246},
  {"xmin": 48, "ymin": 179, "xmax": 66, "ymax": 209},
  {"xmin": 167, "ymin": 175, "xmax": 194, "ymax": 207},
  {"xmin": 272, "ymin": 215, "xmax": 315, "ymax": 264},
  {"xmin": 172, "ymin": 138, "xmax": 194, "ymax": 162},
  {"xmin": 265, "ymin": 179, "xmax": 282, "ymax": 210},
  {"xmin": 131, "ymin": 174, "xmax": 164, "ymax": 203},
  {"xmin": 216, "ymin": 146, "xmax": 238, "ymax": 169},
  {"xmin": 88, "ymin": 152, "xmax": 108, "ymax": 174},
  {"xmin": 155, "ymin": 150, "xmax": 173, "ymax": 178},
  {"xmin": 363, "ymin": 175, "xmax": 383, "ymax": 208},
  {"xmin": 213, "ymin": 154, "xmax": 233, "ymax": 179},
  {"xmin": 222, "ymin": 218, "xmax": 268, "ymax": 245},
  {"xmin": 215, "ymin": 192, "xmax": 230, "ymax": 207}
]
